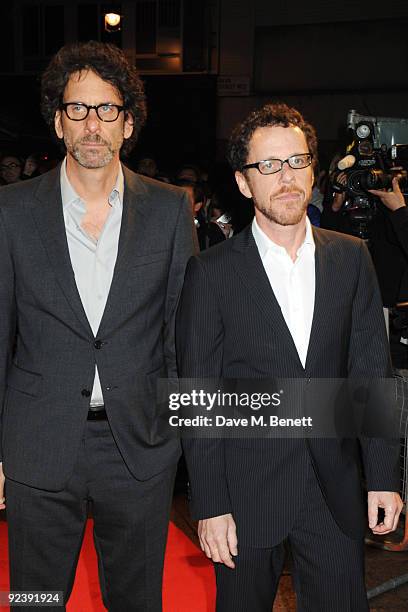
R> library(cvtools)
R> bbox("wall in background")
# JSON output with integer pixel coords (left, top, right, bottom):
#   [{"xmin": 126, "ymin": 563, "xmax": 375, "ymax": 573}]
[{"xmin": 216, "ymin": 0, "xmax": 408, "ymax": 167}]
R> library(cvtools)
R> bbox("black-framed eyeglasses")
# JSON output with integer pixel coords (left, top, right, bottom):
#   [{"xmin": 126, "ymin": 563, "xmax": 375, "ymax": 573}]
[
  {"xmin": 242, "ymin": 153, "xmax": 313, "ymax": 175},
  {"xmin": 60, "ymin": 102, "xmax": 126, "ymax": 122}
]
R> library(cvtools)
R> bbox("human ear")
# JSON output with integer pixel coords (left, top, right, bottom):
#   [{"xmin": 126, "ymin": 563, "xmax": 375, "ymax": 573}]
[{"xmin": 235, "ymin": 171, "xmax": 253, "ymax": 199}]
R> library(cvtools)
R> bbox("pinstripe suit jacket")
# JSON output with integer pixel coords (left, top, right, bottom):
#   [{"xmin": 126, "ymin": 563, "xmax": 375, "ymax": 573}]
[
  {"xmin": 0, "ymin": 164, "xmax": 195, "ymax": 490},
  {"xmin": 176, "ymin": 224, "xmax": 400, "ymax": 547}
]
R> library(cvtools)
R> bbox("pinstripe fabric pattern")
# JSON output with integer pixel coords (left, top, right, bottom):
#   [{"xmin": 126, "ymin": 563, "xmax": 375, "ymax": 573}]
[
  {"xmin": 176, "ymin": 224, "xmax": 400, "ymax": 548},
  {"xmin": 215, "ymin": 465, "xmax": 369, "ymax": 612}
]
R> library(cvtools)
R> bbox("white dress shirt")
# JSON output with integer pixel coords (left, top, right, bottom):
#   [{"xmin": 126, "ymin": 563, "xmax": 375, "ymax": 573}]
[
  {"xmin": 60, "ymin": 159, "xmax": 124, "ymax": 406},
  {"xmin": 252, "ymin": 217, "xmax": 316, "ymax": 367}
]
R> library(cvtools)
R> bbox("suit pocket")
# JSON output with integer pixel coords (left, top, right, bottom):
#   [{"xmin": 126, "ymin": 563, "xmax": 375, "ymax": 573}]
[{"xmin": 7, "ymin": 364, "xmax": 43, "ymax": 398}]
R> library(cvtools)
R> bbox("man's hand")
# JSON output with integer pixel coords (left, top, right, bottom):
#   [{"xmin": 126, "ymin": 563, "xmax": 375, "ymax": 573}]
[
  {"xmin": 198, "ymin": 513, "xmax": 238, "ymax": 568},
  {"xmin": 0, "ymin": 462, "xmax": 5, "ymax": 510},
  {"xmin": 332, "ymin": 192, "xmax": 346, "ymax": 212},
  {"xmin": 332, "ymin": 171, "xmax": 347, "ymax": 211},
  {"xmin": 368, "ymin": 175, "xmax": 406, "ymax": 211},
  {"xmin": 367, "ymin": 491, "xmax": 403, "ymax": 535}
]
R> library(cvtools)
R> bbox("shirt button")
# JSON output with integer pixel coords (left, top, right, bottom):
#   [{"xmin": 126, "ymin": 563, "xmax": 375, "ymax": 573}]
[
  {"xmin": 81, "ymin": 389, "xmax": 91, "ymax": 397},
  {"xmin": 94, "ymin": 339, "xmax": 103, "ymax": 349}
]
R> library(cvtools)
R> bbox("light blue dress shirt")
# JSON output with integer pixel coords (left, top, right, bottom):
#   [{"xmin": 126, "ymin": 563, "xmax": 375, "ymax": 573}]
[{"xmin": 60, "ymin": 159, "xmax": 124, "ymax": 406}]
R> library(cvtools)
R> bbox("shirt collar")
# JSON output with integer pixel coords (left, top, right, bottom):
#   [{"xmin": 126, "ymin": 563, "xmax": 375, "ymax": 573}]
[
  {"xmin": 60, "ymin": 157, "xmax": 124, "ymax": 211},
  {"xmin": 303, "ymin": 216, "xmax": 315, "ymax": 249},
  {"xmin": 252, "ymin": 215, "xmax": 315, "ymax": 260}
]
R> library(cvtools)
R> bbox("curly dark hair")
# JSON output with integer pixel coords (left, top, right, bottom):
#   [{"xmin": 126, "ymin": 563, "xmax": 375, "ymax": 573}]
[
  {"xmin": 41, "ymin": 41, "xmax": 146, "ymax": 156},
  {"xmin": 227, "ymin": 103, "xmax": 318, "ymax": 173}
]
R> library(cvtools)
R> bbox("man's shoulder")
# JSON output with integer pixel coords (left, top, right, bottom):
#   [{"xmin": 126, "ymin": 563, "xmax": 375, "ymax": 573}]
[
  {"xmin": 0, "ymin": 168, "xmax": 58, "ymax": 215},
  {"xmin": 191, "ymin": 227, "xmax": 248, "ymax": 269},
  {"xmin": 123, "ymin": 166, "xmax": 187, "ymax": 206},
  {"xmin": 313, "ymin": 226, "xmax": 364, "ymax": 253}
]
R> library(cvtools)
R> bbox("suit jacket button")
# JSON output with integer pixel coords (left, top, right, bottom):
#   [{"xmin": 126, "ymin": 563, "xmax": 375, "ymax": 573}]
[
  {"xmin": 94, "ymin": 339, "xmax": 103, "ymax": 349},
  {"xmin": 81, "ymin": 389, "xmax": 91, "ymax": 397}
]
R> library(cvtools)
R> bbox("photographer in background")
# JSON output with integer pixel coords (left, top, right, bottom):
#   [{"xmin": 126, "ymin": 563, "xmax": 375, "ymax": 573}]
[
  {"xmin": 323, "ymin": 167, "xmax": 408, "ymax": 368},
  {"xmin": 323, "ymin": 111, "xmax": 408, "ymax": 313},
  {"xmin": 369, "ymin": 176, "xmax": 408, "ymax": 307},
  {"xmin": 369, "ymin": 177, "xmax": 408, "ymax": 366},
  {"xmin": 369, "ymin": 175, "xmax": 408, "ymax": 247}
]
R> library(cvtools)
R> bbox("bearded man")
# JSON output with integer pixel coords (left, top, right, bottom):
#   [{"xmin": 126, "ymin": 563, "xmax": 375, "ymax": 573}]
[
  {"xmin": 0, "ymin": 41, "xmax": 195, "ymax": 611},
  {"xmin": 176, "ymin": 103, "xmax": 402, "ymax": 611}
]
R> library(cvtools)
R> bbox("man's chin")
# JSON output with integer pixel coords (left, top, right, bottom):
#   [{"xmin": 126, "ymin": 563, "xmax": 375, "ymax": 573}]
[
  {"xmin": 257, "ymin": 205, "xmax": 307, "ymax": 227},
  {"xmin": 71, "ymin": 149, "xmax": 114, "ymax": 169},
  {"xmin": 272, "ymin": 216, "xmax": 305, "ymax": 227}
]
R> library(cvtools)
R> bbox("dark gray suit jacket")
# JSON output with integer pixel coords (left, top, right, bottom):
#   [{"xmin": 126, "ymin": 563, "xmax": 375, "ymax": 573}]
[
  {"xmin": 0, "ymin": 164, "xmax": 195, "ymax": 490},
  {"xmin": 176, "ymin": 224, "xmax": 400, "ymax": 547}
]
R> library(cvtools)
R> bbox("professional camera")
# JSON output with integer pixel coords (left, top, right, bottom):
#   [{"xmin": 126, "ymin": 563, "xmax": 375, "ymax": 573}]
[{"xmin": 331, "ymin": 110, "xmax": 408, "ymax": 239}]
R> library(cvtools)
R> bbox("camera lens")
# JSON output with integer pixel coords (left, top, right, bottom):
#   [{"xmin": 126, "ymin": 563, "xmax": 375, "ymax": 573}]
[
  {"xmin": 361, "ymin": 169, "xmax": 390, "ymax": 190},
  {"xmin": 348, "ymin": 169, "xmax": 366, "ymax": 195}
]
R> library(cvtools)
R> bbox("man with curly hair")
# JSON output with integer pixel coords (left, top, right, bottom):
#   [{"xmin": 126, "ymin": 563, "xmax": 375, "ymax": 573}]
[
  {"xmin": 177, "ymin": 103, "xmax": 402, "ymax": 611},
  {"xmin": 0, "ymin": 41, "xmax": 195, "ymax": 611}
]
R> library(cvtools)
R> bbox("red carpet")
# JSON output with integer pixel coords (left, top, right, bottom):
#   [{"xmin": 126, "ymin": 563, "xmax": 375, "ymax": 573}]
[{"xmin": 0, "ymin": 520, "xmax": 216, "ymax": 611}]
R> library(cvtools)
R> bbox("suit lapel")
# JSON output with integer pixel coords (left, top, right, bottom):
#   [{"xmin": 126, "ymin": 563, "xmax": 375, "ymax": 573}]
[
  {"xmin": 30, "ymin": 166, "xmax": 93, "ymax": 337},
  {"xmin": 231, "ymin": 226, "xmax": 302, "ymax": 366},
  {"xmin": 232, "ymin": 224, "xmax": 335, "ymax": 372},
  {"xmin": 304, "ymin": 228, "xmax": 334, "ymax": 372},
  {"xmin": 97, "ymin": 168, "xmax": 151, "ymax": 336}
]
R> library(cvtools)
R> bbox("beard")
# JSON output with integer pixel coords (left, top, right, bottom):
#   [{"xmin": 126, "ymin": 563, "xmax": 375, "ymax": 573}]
[
  {"xmin": 253, "ymin": 187, "xmax": 309, "ymax": 227},
  {"xmin": 64, "ymin": 133, "xmax": 122, "ymax": 169}
]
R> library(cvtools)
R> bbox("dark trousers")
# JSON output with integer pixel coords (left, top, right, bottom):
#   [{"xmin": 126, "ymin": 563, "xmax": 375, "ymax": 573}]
[
  {"xmin": 215, "ymin": 468, "xmax": 369, "ymax": 612},
  {"xmin": 6, "ymin": 419, "xmax": 176, "ymax": 612}
]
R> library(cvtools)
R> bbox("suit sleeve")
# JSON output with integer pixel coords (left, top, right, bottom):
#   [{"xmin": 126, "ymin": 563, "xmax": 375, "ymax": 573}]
[
  {"xmin": 0, "ymin": 209, "xmax": 16, "ymax": 462},
  {"xmin": 349, "ymin": 240, "xmax": 400, "ymax": 492},
  {"xmin": 388, "ymin": 206, "xmax": 408, "ymax": 257},
  {"xmin": 176, "ymin": 256, "xmax": 233, "ymax": 519},
  {"xmin": 163, "ymin": 190, "xmax": 197, "ymax": 379}
]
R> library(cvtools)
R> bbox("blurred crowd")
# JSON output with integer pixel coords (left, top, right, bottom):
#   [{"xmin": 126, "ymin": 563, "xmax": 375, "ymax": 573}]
[
  {"xmin": 0, "ymin": 153, "xmax": 43, "ymax": 185},
  {"xmin": 0, "ymin": 151, "xmax": 240, "ymax": 252}
]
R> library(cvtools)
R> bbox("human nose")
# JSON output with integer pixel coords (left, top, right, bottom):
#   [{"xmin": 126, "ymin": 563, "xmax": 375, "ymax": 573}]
[
  {"xmin": 279, "ymin": 159, "xmax": 296, "ymax": 183},
  {"xmin": 84, "ymin": 107, "xmax": 101, "ymax": 131}
]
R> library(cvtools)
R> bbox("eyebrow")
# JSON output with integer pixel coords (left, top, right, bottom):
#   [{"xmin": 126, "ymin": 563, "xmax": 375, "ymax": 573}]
[{"xmin": 63, "ymin": 100, "xmax": 120, "ymax": 105}]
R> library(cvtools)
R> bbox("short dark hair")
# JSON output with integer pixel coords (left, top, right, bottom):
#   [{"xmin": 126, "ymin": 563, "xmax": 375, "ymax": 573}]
[
  {"xmin": 41, "ymin": 41, "xmax": 146, "ymax": 156},
  {"xmin": 227, "ymin": 103, "xmax": 318, "ymax": 173}
]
